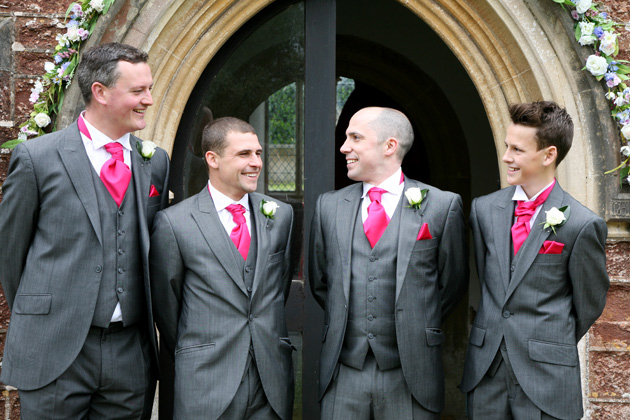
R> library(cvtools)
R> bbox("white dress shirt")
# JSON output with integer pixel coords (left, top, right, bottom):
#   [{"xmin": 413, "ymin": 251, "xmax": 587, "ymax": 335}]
[
  {"xmin": 208, "ymin": 181, "xmax": 252, "ymax": 236},
  {"xmin": 361, "ymin": 167, "xmax": 404, "ymax": 222}
]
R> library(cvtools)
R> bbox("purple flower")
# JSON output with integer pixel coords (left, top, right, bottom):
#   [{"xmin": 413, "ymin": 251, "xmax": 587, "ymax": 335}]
[
  {"xmin": 54, "ymin": 54, "xmax": 63, "ymax": 64},
  {"xmin": 609, "ymin": 61, "xmax": 619, "ymax": 72},
  {"xmin": 71, "ymin": 3, "xmax": 83, "ymax": 18},
  {"xmin": 571, "ymin": 10, "xmax": 579, "ymax": 20},
  {"xmin": 594, "ymin": 27, "xmax": 604, "ymax": 39},
  {"xmin": 599, "ymin": 12, "xmax": 607, "ymax": 19},
  {"xmin": 605, "ymin": 72, "xmax": 621, "ymax": 88}
]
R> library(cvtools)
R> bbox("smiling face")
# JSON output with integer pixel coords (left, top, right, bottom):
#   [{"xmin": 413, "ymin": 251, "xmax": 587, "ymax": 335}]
[
  {"xmin": 89, "ymin": 60, "xmax": 153, "ymax": 139},
  {"xmin": 502, "ymin": 123, "xmax": 557, "ymax": 198},
  {"xmin": 206, "ymin": 131, "xmax": 263, "ymax": 201},
  {"xmin": 340, "ymin": 108, "xmax": 397, "ymax": 185}
]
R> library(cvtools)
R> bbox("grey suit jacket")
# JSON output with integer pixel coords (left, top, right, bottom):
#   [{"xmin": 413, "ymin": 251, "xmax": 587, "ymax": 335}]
[
  {"xmin": 308, "ymin": 177, "xmax": 468, "ymax": 413},
  {"xmin": 0, "ymin": 121, "xmax": 170, "ymax": 390},
  {"xmin": 460, "ymin": 183, "xmax": 609, "ymax": 419},
  {"xmin": 149, "ymin": 188, "xmax": 294, "ymax": 420}
]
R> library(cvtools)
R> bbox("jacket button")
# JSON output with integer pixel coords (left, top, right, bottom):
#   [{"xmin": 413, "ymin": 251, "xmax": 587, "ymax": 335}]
[
  {"xmin": 249, "ymin": 314, "xmax": 255, "ymax": 322},
  {"xmin": 117, "ymin": 287, "xmax": 124, "ymax": 294},
  {"xmin": 95, "ymin": 265, "xmax": 102, "ymax": 273},
  {"xmin": 503, "ymin": 310, "xmax": 511, "ymax": 318},
  {"xmin": 368, "ymin": 333, "xmax": 375, "ymax": 339}
]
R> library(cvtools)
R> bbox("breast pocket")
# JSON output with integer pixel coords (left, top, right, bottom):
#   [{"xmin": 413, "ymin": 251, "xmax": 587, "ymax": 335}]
[
  {"xmin": 267, "ymin": 250, "xmax": 284, "ymax": 264},
  {"xmin": 412, "ymin": 237, "xmax": 438, "ymax": 253}
]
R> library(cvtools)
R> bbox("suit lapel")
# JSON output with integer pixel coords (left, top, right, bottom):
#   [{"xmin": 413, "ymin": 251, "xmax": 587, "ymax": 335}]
[
  {"xmin": 492, "ymin": 188, "xmax": 516, "ymax": 293},
  {"xmin": 249, "ymin": 193, "xmax": 269, "ymax": 295},
  {"xmin": 131, "ymin": 138, "xmax": 151, "ymax": 260},
  {"xmin": 58, "ymin": 122, "xmax": 102, "ymax": 245},
  {"xmin": 192, "ymin": 188, "xmax": 248, "ymax": 296},
  {"xmin": 395, "ymin": 178, "xmax": 424, "ymax": 300},
  {"xmin": 338, "ymin": 184, "xmax": 362, "ymax": 302},
  {"xmin": 505, "ymin": 183, "xmax": 564, "ymax": 301}
]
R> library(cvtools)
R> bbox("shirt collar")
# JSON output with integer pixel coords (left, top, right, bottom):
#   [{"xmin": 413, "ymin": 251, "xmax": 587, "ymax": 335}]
[
  {"xmin": 81, "ymin": 112, "xmax": 132, "ymax": 152},
  {"xmin": 208, "ymin": 181, "xmax": 250, "ymax": 212},
  {"xmin": 362, "ymin": 167, "xmax": 403, "ymax": 198},
  {"xmin": 512, "ymin": 179, "xmax": 556, "ymax": 202}
]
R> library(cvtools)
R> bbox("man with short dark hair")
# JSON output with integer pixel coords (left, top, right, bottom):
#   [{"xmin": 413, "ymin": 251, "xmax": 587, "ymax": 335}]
[
  {"xmin": 0, "ymin": 42, "xmax": 169, "ymax": 419},
  {"xmin": 150, "ymin": 117, "xmax": 295, "ymax": 419},
  {"xmin": 461, "ymin": 101, "xmax": 609, "ymax": 420}
]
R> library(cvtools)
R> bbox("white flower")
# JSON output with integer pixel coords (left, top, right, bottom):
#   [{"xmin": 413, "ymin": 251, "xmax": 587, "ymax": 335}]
[
  {"xmin": 542, "ymin": 205, "xmax": 570, "ymax": 234},
  {"xmin": 404, "ymin": 187, "xmax": 428, "ymax": 210},
  {"xmin": 621, "ymin": 125, "xmax": 630, "ymax": 141},
  {"xmin": 44, "ymin": 61, "xmax": 56, "ymax": 73},
  {"xmin": 620, "ymin": 145, "xmax": 630, "ymax": 156},
  {"xmin": 261, "ymin": 200, "xmax": 279, "ymax": 218},
  {"xmin": 66, "ymin": 25, "xmax": 81, "ymax": 43},
  {"xmin": 138, "ymin": 140, "xmax": 157, "ymax": 159},
  {"xmin": 33, "ymin": 112, "xmax": 51, "ymax": 128},
  {"xmin": 405, "ymin": 188, "xmax": 422, "ymax": 204},
  {"xmin": 575, "ymin": 0, "xmax": 592, "ymax": 14},
  {"xmin": 579, "ymin": 21, "xmax": 595, "ymax": 37},
  {"xmin": 90, "ymin": 0, "xmax": 104, "ymax": 12},
  {"xmin": 545, "ymin": 207, "xmax": 566, "ymax": 226},
  {"xmin": 585, "ymin": 55, "xmax": 608, "ymax": 77}
]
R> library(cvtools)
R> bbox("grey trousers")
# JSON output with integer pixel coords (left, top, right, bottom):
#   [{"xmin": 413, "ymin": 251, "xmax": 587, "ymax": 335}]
[
  {"xmin": 321, "ymin": 354, "xmax": 440, "ymax": 420},
  {"xmin": 467, "ymin": 349, "xmax": 568, "ymax": 420},
  {"xmin": 218, "ymin": 356, "xmax": 281, "ymax": 420},
  {"xmin": 19, "ymin": 323, "xmax": 154, "ymax": 420}
]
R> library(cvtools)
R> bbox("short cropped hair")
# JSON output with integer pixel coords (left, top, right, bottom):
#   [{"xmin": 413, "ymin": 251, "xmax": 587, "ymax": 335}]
[
  {"xmin": 201, "ymin": 117, "xmax": 256, "ymax": 157},
  {"xmin": 368, "ymin": 108, "xmax": 414, "ymax": 161},
  {"xmin": 509, "ymin": 101, "xmax": 574, "ymax": 166},
  {"xmin": 77, "ymin": 43, "xmax": 149, "ymax": 105}
]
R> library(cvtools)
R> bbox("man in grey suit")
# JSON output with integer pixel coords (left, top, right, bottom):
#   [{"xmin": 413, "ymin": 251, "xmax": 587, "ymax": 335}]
[
  {"xmin": 461, "ymin": 101, "xmax": 609, "ymax": 419},
  {"xmin": 309, "ymin": 106, "xmax": 468, "ymax": 419},
  {"xmin": 0, "ymin": 43, "xmax": 170, "ymax": 419},
  {"xmin": 150, "ymin": 117, "xmax": 295, "ymax": 419}
]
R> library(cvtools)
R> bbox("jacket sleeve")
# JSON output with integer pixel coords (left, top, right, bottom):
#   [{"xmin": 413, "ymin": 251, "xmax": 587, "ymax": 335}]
[
  {"xmin": 149, "ymin": 210, "xmax": 185, "ymax": 359},
  {"xmin": 568, "ymin": 216, "xmax": 609, "ymax": 340},
  {"xmin": 0, "ymin": 144, "xmax": 40, "ymax": 309},
  {"xmin": 438, "ymin": 193, "xmax": 469, "ymax": 320},
  {"xmin": 308, "ymin": 195, "xmax": 328, "ymax": 309}
]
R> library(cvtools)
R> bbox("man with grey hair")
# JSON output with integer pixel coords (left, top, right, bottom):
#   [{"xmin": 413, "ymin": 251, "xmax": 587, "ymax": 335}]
[
  {"xmin": 0, "ymin": 42, "xmax": 169, "ymax": 419},
  {"xmin": 309, "ymin": 106, "xmax": 468, "ymax": 419}
]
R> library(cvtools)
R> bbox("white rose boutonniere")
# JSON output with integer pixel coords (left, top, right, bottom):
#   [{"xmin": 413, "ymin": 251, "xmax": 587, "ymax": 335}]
[
  {"xmin": 542, "ymin": 205, "xmax": 570, "ymax": 234},
  {"xmin": 260, "ymin": 199, "xmax": 279, "ymax": 219},
  {"xmin": 137, "ymin": 140, "xmax": 157, "ymax": 161},
  {"xmin": 34, "ymin": 112, "xmax": 51, "ymax": 128},
  {"xmin": 405, "ymin": 187, "xmax": 428, "ymax": 210}
]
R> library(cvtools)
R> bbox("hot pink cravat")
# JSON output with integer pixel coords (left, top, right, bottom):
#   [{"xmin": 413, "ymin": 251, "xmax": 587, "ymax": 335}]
[
  {"xmin": 511, "ymin": 181, "xmax": 555, "ymax": 254},
  {"xmin": 101, "ymin": 142, "xmax": 131, "ymax": 207},
  {"xmin": 226, "ymin": 204, "xmax": 251, "ymax": 260},
  {"xmin": 364, "ymin": 187, "xmax": 390, "ymax": 248},
  {"xmin": 78, "ymin": 115, "xmax": 131, "ymax": 207}
]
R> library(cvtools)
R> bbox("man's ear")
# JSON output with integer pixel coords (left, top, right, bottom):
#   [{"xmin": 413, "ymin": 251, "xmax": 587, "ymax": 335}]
[
  {"xmin": 91, "ymin": 82, "xmax": 108, "ymax": 106},
  {"xmin": 542, "ymin": 145, "xmax": 558, "ymax": 168},
  {"xmin": 205, "ymin": 151, "xmax": 219, "ymax": 169},
  {"xmin": 384, "ymin": 137, "xmax": 399, "ymax": 157}
]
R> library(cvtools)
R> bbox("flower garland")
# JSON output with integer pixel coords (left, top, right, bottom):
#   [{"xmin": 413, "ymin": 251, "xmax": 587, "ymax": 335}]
[
  {"xmin": 1, "ymin": 0, "xmax": 115, "ymax": 149},
  {"xmin": 554, "ymin": 0, "xmax": 630, "ymax": 184}
]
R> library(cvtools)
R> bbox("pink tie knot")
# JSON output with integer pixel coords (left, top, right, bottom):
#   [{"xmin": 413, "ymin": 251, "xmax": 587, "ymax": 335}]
[
  {"xmin": 226, "ymin": 204, "xmax": 246, "ymax": 224},
  {"xmin": 104, "ymin": 142, "xmax": 124, "ymax": 161},
  {"xmin": 368, "ymin": 187, "xmax": 387, "ymax": 203}
]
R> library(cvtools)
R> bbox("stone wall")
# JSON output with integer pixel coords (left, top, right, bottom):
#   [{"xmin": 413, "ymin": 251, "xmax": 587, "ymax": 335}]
[{"xmin": 0, "ymin": 1, "xmax": 629, "ymax": 419}]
